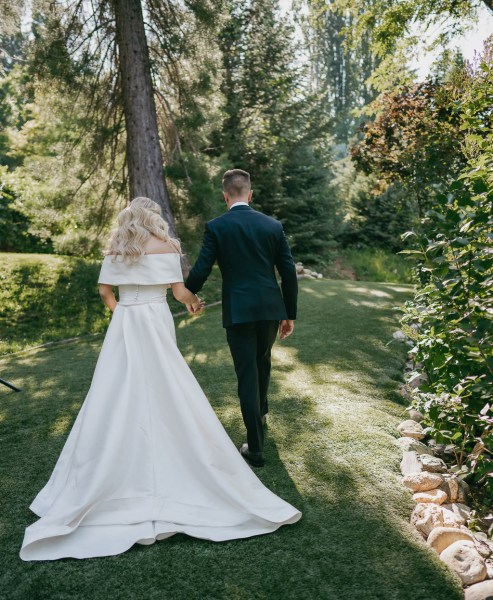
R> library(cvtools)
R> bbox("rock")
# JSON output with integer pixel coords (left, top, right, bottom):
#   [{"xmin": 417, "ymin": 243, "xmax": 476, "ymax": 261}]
[
  {"xmin": 411, "ymin": 503, "xmax": 465, "ymax": 538},
  {"xmin": 427, "ymin": 439, "xmax": 447, "ymax": 457},
  {"xmin": 485, "ymin": 559, "xmax": 493, "ymax": 579},
  {"xmin": 474, "ymin": 538, "xmax": 493, "ymax": 559},
  {"xmin": 407, "ymin": 408, "xmax": 424, "ymax": 422},
  {"xmin": 444, "ymin": 444, "xmax": 457, "ymax": 458},
  {"xmin": 316, "ymin": 273, "xmax": 323, "ymax": 280},
  {"xmin": 395, "ymin": 437, "xmax": 435, "ymax": 455},
  {"xmin": 439, "ymin": 476, "xmax": 468, "ymax": 503},
  {"xmin": 458, "ymin": 478, "xmax": 470, "ymax": 502},
  {"xmin": 296, "ymin": 265, "xmax": 304, "ymax": 274},
  {"xmin": 419, "ymin": 454, "xmax": 448, "ymax": 473},
  {"xmin": 412, "ymin": 488, "xmax": 448, "ymax": 504},
  {"xmin": 393, "ymin": 330, "xmax": 407, "ymax": 341},
  {"xmin": 397, "ymin": 419, "xmax": 425, "ymax": 440},
  {"xmin": 402, "ymin": 472, "xmax": 444, "ymax": 493},
  {"xmin": 427, "ymin": 526, "xmax": 475, "ymax": 554},
  {"xmin": 473, "ymin": 534, "xmax": 493, "ymax": 555},
  {"xmin": 405, "ymin": 361, "xmax": 414, "ymax": 370},
  {"xmin": 442, "ymin": 503, "xmax": 472, "ymax": 523},
  {"xmin": 398, "ymin": 383, "xmax": 413, "ymax": 399},
  {"xmin": 465, "ymin": 580, "xmax": 493, "ymax": 600},
  {"xmin": 400, "ymin": 451, "xmax": 423, "ymax": 476},
  {"xmin": 440, "ymin": 541, "xmax": 487, "ymax": 585},
  {"xmin": 408, "ymin": 373, "xmax": 428, "ymax": 389}
]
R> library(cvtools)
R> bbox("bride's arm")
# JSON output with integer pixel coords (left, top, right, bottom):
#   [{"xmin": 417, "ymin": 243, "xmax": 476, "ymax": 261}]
[{"xmin": 99, "ymin": 284, "xmax": 117, "ymax": 312}]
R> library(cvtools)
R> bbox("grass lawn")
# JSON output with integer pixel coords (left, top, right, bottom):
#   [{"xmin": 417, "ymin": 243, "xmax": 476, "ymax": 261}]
[{"xmin": 0, "ymin": 279, "xmax": 463, "ymax": 600}]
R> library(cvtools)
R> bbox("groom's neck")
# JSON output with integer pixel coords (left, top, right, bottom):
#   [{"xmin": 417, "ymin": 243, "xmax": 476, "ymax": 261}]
[{"xmin": 226, "ymin": 198, "xmax": 250, "ymax": 210}]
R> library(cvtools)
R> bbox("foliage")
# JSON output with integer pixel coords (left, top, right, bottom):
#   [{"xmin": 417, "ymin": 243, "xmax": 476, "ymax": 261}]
[
  {"xmin": 351, "ymin": 75, "xmax": 466, "ymax": 218},
  {"xmin": 0, "ymin": 67, "xmax": 126, "ymax": 255},
  {"xmin": 346, "ymin": 182, "xmax": 417, "ymax": 252},
  {"xmin": 324, "ymin": 247, "xmax": 415, "ymax": 283},
  {"xmin": 399, "ymin": 41, "xmax": 493, "ymax": 497},
  {"xmin": 0, "ymin": 253, "xmax": 108, "ymax": 355},
  {"xmin": 0, "ymin": 181, "xmax": 51, "ymax": 253},
  {"xmin": 217, "ymin": 0, "xmax": 340, "ymax": 263},
  {"xmin": 0, "ymin": 2, "xmax": 226, "ymax": 256},
  {"xmin": 299, "ymin": 0, "xmax": 380, "ymax": 141},
  {"xmin": 335, "ymin": 0, "xmax": 487, "ymax": 56}
]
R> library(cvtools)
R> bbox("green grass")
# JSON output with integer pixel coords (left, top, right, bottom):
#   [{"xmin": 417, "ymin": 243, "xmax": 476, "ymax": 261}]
[
  {"xmin": 324, "ymin": 248, "xmax": 415, "ymax": 284},
  {"xmin": 0, "ymin": 253, "xmax": 222, "ymax": 355},
  {"xmin": 0, "ymin": 278, "xmax": 463, "ymax": 599}
]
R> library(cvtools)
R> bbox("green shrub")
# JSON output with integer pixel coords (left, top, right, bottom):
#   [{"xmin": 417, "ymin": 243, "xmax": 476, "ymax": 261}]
[
  {"xmin": 0, "ymin": 182, "xmax": 52, "ymax": 253},
  {"xmin": 0, "ymin": 253, "xmax": 107, "ymax": 354},
  {"xmin": 399, "ymin": 41, "xmax": 493, "ymax": 498}
]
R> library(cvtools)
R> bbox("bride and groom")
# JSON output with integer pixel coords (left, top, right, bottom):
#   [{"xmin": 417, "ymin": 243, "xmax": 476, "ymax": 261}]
[{"xmin": 20, "ymin": 169, "xmax": 301, "ymax": 561}]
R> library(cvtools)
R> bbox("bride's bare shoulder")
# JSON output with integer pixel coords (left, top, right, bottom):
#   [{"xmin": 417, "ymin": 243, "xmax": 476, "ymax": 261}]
[{"xmin": 143, "ymin": 236, "xmax": 181, "ymax": 255}]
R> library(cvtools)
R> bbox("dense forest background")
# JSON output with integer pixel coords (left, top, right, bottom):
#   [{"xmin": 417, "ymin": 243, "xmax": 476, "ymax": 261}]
[
  {"xmin": 1, "ymin": 0, "xmax": 492, "ymax": 500},
  {"xmin": 0, "ymin": 0, "xmax": 488, "ymax": 269}
]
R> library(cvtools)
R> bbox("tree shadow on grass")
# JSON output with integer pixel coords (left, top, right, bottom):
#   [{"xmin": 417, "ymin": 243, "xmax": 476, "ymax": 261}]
[{"xmin": 0, "ymin": 279, "xmax": 463, "ymax": 599}]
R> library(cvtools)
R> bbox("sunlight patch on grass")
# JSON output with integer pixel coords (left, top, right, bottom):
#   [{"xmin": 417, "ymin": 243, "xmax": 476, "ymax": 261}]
[
  {"xmin": 301, "ymin": 286, "xmax": 336, "ymax": 299},
  {"xmin": 49, "ymin": 414, "xmax": 73, "ymax": 437},
  {"xmin": 347, "ymin": 285, "xmax": 392, "ymax": 298}
]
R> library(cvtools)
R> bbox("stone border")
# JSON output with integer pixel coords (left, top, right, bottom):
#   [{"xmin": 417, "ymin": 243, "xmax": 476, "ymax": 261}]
[
  {"xmin": 295, "ymin": 261, "xmax": 323, "ymax": 280},
  {"xmin": 393, "ymin": 329, "xmax": 493, "ymax": 600}
]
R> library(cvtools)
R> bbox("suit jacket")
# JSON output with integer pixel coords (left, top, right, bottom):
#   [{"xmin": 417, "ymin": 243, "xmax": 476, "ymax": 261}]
[{"xmin": 185, "ymin": 205, "xmax": 298, "ymax": 328}]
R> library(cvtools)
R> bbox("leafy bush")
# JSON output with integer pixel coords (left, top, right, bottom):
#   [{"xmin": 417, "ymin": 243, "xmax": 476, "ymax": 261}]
[
  {"xmin": 0, "ymin": 253, "xmax": 107, "ymax": 354},
  {"xmin": 347, "ymin": 182, "xmax": 417, "ymax": 252},
  {"xmin": 399, "ymin": 41, "xmax": 493, "ymax": 498},
  {"xmin": 0, "ymin": 182, "xmax": 52, "ymax": 253}
]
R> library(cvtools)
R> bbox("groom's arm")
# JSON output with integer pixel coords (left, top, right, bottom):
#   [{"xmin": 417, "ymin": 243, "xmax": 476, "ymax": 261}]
[
  {"xmin": 185, "ymin": 223, "xmax": 217, "ymax": 294},
  {"xmin": 275, "ymin": 226, "xmax": 298, "ymax": 320}
]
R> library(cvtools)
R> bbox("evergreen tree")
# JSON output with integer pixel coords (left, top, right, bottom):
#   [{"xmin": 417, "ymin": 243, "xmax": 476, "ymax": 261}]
[
  {"xmin": 217, "ymin": 0, "xmax": 338, "ymax": 263},
  {"xmin": 302, "ymin": 0, "xmax": 380, "ymax": 142}
]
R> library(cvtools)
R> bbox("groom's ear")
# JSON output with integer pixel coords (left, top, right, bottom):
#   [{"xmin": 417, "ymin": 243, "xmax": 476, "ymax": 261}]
[
  {"xmin": 248, "ymin": 190, "xmax": 253, "ymax": 202},
  {"xmin": 223, "ymin": 191, "xmax": 229, "ymax": 204}
]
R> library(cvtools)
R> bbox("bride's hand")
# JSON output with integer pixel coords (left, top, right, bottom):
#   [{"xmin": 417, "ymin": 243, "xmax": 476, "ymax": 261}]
[{"xmin": 187, "ymin": 296, "xmax": 205, "ymax": 315}]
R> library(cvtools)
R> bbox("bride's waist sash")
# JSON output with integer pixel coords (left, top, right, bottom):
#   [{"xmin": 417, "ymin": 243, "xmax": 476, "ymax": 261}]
[{"xmin": 118, "ymin": 284, "xmax": 169, "ymax": 306}]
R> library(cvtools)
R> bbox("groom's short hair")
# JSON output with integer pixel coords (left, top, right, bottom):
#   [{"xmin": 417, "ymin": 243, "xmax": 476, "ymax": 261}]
[{"xmin": 222, "ymin": 169, "xmax": 251, "ymax": 198}]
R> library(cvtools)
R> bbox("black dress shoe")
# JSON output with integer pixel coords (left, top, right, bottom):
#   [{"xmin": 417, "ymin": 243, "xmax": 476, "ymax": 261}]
[{"xmin": 240, "ymin": 443, "xmax": 265, "ymax": 467}]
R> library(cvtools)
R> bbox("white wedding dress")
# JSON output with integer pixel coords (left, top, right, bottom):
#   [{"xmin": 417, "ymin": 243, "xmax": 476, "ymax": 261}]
[{"xmin": 20, "ymin": 253, "xmax": 301, "ymax": 561}]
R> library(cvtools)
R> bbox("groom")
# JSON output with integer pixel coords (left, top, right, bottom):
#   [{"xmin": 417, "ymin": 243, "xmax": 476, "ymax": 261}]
[{"xmin": 185, "ymin": 169, "xmax": 298, "ymax": 467}]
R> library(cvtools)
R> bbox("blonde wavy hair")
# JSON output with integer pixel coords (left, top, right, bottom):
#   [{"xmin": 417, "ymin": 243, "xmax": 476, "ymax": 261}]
[{"xmin": 106, "ymin": 197, "xmax": 180, "ymax": 263}]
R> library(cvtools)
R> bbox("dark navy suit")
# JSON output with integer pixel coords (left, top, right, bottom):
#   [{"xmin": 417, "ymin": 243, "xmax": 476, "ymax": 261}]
[{"xmin": 186, "ymin": 204, "xmax": 298, "ymax": 453}]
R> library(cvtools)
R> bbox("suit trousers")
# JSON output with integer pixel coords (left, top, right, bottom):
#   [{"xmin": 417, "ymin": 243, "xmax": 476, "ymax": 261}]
[{"xmin": 226, "ymin": 320, "xmax": 279, "ymax": 454}]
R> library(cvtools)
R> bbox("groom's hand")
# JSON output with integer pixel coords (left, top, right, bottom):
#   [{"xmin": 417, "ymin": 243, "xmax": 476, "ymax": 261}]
[{"xmin": 279, "ymin": 319, "xmax": 294, "ymax": 340}]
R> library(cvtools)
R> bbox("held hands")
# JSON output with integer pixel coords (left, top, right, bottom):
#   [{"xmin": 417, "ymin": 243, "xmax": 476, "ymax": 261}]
[
  {"xmin": 279, "ymin": 319, "xmax": 294, "ymax": 340},
  {"xmin": 186, "ymin": 295, "xmax": 205, "ymax": 315}
]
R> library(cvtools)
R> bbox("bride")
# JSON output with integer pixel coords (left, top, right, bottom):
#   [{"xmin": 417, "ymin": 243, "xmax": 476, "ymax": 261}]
[{"xmin": 20, "ymin": 197, "xmax": 301, "ymax": 561}]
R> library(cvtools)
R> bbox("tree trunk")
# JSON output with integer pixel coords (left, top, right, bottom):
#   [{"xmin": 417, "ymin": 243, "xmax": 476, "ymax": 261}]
[{"xmin": 113, "ymin": 0, "xmax": 177, "ymax": 238}]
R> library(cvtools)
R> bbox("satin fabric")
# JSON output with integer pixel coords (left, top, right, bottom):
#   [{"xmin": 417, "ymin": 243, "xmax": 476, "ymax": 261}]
[{"xmin": 20, "ymin": 254, "xmax": 301, "ymax": 561}]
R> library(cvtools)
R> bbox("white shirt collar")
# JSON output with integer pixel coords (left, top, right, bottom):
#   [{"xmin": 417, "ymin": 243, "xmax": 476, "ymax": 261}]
[{"xmin": 229, "ymin": 201, "xmax": 250, "ymax": 210}]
